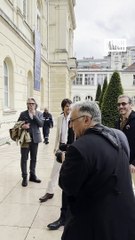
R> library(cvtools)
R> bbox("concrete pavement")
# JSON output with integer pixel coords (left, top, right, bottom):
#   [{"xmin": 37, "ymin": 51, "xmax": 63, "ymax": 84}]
[{"xmin": 0, "ymin": 127, "xmax": 63, "ymax": 240}]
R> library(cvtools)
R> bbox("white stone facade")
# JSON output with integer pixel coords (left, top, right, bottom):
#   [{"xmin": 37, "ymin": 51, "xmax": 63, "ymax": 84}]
[
  {"xmin": 72, "ymin": 57, "xmax": 135, "ymax": 106},
  {"xmin": 0, "ymin": 0, "xmax": 76, "ymax": 142}
]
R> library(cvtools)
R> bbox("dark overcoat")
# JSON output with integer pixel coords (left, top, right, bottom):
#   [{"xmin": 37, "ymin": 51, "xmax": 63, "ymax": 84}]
[
  {"xmin": 43, "ymin": 112, "xmax": 53, "ymax": 128},
  {"xmin": 18, "ymin": 110, "xmax": 44, "ymax": 143},
  {"xmin": 59, "ymin": 125, "xmax": 135, "ymax": 240},
  {"xmin": 115, "ymin": 110, "xmax": 135, "ymax": 165}
]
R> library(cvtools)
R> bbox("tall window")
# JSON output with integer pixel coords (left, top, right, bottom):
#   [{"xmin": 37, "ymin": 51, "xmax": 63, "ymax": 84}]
[
  {"xmin": 27, "ymin": 71, "xmax": 33, "ymax": 98},
  {"xmin": 4, "ymin": 62, "xmax": 9, "ymax": 108},
  {"xmin": 3, "ymin": 58, "xmax": 14, "ymax": 110},
  {"xmin": 37, "ymin": 1, "xmax": 41, "ymax": 32},
  {"xmin": 73, "ymin": 74, "xmax": 83, "ymax": 85},
  {"xmin": 84, "ymin": 74, "xmax": 94, "ymax": 85},
  {"xmin": 23, "ymin": 0, "xmax": 27, "ymax": 20}
]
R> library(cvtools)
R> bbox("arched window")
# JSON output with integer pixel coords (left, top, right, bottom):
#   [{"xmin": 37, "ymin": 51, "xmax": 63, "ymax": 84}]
[
  {"xmin": 85, "ymin": 96, "xmax": 93, "ymax": 101},
  {"xmin": 27, "ymin": 71, "xmax": 33, "ymax": 98},
  {"xmin": 4, "ymin": 62, "xmax": 9, "ymax": 108},
  {"xmin": 73, "ymin": 96, "xmax": 81, "ymax": 103},
  {"xmin": 3, "ymin": 58, "xmax": 14, "ymax": 110}
]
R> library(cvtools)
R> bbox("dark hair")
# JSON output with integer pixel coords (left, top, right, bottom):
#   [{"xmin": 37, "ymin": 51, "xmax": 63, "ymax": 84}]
[{"xmin": 61, "ymin": 98, "xmax": 72, "ymax": 111}]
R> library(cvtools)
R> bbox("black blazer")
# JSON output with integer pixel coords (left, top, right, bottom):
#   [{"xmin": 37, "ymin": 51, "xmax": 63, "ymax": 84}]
[{"xmin": 115, "ymin": 110, "xmax": 135, "ymax": 165}]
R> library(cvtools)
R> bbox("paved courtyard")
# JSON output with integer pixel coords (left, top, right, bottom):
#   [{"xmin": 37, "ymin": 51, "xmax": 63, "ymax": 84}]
[{"xmin": 0, "ymin": 127, "xmax": 63, "ymax": 240}]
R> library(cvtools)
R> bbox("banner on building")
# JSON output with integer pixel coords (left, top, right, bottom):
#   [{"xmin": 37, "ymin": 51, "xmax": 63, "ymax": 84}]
[
  {"xmin": 34, "ymin": 30, "xmax": 41, "ymax": 91},
  {"xmin": 104, "ymin": 39, "xmax": 127, "ymax": 53}
]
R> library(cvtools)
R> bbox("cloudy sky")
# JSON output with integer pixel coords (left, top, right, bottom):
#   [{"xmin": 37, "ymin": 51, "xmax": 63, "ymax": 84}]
[{"xmin": 74, "ymin": 0, "xmax": 135, "ymax": 59}]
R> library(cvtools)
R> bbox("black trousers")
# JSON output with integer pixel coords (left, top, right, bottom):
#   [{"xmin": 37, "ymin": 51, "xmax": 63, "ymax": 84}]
[
  {"xmin": 60, "ymin": 191, "xmax": 69, "ymax": 222},
  {"xmin": 20, "ymin": 141, "xmax": 38, "ymax": 178},
  {"xmin": 42, "ymin": 126, "xmax": 50, "ymax": 140}
]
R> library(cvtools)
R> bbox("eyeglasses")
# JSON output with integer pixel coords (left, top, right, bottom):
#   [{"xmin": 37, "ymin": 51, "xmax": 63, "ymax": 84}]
[
  {"xmin": 117, "ymin": 102, "xmax": 129, "ymax": 107},
  {"xmin": 70, "ymin": 115, "xmax": 86, "ymax": 123},
  {"xmin": 27, "ymin": 103, "xmax": 35, "ymax": 105}
]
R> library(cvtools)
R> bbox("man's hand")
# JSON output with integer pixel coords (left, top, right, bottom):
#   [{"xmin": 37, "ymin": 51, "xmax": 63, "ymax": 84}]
[
  {"xmin": 129, "ymin": 164, "xmax": 135, "ymax": 173},
  {"xmin": 61, "ymin": 152, "xmax": 65, "ymax": 162},
  {"xmin": 22, "ymin": 123, "xmax": 30, "ymax": 129}
]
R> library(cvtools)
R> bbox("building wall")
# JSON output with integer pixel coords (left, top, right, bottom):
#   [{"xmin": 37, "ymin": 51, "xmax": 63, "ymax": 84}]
[
  {"xmin": 48, "ymin": 0, "xmax": 76, "ymax": 116},
  {"xmin": 0, "ymin": 0, "xmax": 76, "ymax": 143}
]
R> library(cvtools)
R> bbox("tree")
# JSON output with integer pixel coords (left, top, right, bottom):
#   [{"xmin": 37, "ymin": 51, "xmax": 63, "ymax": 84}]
[
  {"xmin": 101, "ymin": 71, "xmax": 123, "ymax": 128},
  {"xmin": 99, "ymin": 77, "xmax": 108, "ymax": 109},
  {"xmin": 95, "ymin": 84, "xmax": 101, "ymax": 102}
]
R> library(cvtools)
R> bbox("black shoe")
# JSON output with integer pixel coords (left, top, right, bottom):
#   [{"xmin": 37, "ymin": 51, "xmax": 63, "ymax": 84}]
[
  {"xmin": 39, "ymin": 193, "xmax": 54, "ymax": 202},
  {"xmin": 29, "ymin": 175, "xmax": 41, "ymax": 183},
  {"xmin": 45, "ymin": 141, "xmax": 49, "ymax": 144},
  {"xmin": 47, "ymin": 218, "xmax": 65, "ymax": 230},
  {"xmin": 22, "ymin": 177, "xmax": 28, "ymax": 187}
]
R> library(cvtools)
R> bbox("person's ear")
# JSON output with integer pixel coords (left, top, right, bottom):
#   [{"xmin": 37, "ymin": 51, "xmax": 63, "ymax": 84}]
[{"xmin": 84, "ymin": 115, "xmax": 91, "ymax": 125}]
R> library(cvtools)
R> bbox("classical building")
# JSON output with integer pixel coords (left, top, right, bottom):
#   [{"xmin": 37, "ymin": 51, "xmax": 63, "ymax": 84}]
[
  {"xmin": 110, "ymin": 46, "xmax": 135, "ymax": 70},
  {"xmin": 71, "ymin": 49, "xmax": 135, "ymax": 105},
  {"xmin": 0, "ymin": 0, "xmax": 76, "ymax": 142}
]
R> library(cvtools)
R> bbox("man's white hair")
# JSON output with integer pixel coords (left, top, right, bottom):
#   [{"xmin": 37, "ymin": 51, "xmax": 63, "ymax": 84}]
[{"xmin": 71, "ymin": 101, "xmax": 101, "ymax": 124}]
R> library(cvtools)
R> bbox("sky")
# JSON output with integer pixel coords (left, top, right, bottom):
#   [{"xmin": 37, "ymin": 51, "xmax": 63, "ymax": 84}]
[{"xmin": 74, "ymin": 0, "xmax": 135, "ymax": 59}]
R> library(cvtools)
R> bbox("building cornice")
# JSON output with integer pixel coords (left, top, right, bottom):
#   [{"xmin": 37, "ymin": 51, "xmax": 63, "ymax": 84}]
[{"xmin": 77, "ymin": 68, "xmax": 125, "ymax": 73}]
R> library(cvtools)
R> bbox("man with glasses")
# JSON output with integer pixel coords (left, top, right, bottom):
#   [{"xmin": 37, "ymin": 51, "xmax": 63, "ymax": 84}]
[
  {"xmin": 116, "ymin": 94, "xmax": 135, "ymax": 186},
  {"xmin": 18, "ymin": 97, "xmax": 44, "ymax": 187},
  {"xmin": 59, "ymin": 101, "xmax": 135, "ymax": 240}
]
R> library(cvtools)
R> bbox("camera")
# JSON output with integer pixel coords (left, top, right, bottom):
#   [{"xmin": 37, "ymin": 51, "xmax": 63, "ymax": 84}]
[{"xmin": 55, "ymin": 150, "xmax": 63, "ymax": 163}]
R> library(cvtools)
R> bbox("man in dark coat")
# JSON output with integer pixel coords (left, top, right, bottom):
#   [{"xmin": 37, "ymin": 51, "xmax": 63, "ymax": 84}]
[
  {"xmin": 18, "ymin": 97, "xmax": 44, "ymax": 187},
  {"xmin": 42, "ymin": 108, "xmax": 53, "ymax": 144},
  {"xmin": 115, "ymin": 95, "xmax": 135, "ymax": 169},
  {"xmin": 59, "ymin": 101, "xmax": 135, "ymax": 240}
]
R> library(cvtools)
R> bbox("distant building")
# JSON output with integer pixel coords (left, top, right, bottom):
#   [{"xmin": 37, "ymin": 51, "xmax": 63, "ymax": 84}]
[
  {"xmin": 110, "ymin": 46, "xmax": 135, "ymax": 70},
  {"xmin": 72, "ymin": 48, "xmax": 135, "ymax": 105}
]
